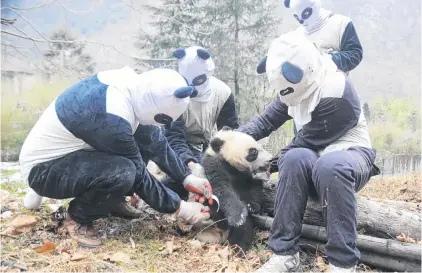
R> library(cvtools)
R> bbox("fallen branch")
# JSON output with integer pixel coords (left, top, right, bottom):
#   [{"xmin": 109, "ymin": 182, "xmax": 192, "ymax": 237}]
[
  {"xmin": 261, "ymin": 181, "xmax": 421, "ymax": 240},
  {"xmin": 253, "ymin": 216, "xmax": 421, "ymax": 262},
  {"xmin": 300, "ymin": 238, "xmax": 422, "ymax": 272}
]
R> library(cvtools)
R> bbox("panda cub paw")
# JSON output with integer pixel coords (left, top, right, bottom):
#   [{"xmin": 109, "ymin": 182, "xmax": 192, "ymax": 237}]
[{"xmin": 228, "ymin": 206, "xmax": 248, "ymax": 227}]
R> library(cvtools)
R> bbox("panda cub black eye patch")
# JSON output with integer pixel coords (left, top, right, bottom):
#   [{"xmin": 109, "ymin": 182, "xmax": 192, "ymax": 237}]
[{"xmin": 246, "ymin": 148, "xmax": 258, "ymax": 162}]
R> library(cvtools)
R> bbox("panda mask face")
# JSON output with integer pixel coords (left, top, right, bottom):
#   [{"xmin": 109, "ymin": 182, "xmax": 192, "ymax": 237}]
[
  {"xmin": 126, "ymin": 68, "xmax": 195, "ymax": 126},
  {"xmin": 255, "ymin": 31, "xmax": 330, "ymax": 107},
  {"xmin": 208, "ymin": 127, "xmax": 273, "ymax": 176},
  {"xmin": 285, "ymin": 0, "xmax": 330, "ymax": 33},
  {"xmin": 173, "ymin": 46, "xmax": 216, "ymax": 103}
]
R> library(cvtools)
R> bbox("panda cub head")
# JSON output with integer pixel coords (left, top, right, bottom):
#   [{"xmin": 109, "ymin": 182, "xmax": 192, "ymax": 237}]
[{"xmin": 206, "ymin": 126, "xmax": 273, "ymax": 176}]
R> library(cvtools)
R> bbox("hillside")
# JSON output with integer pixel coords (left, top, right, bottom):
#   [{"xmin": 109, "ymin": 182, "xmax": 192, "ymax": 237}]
[{"xmin": 277, "ymin": 0, "xmax": 421, "ymax": 103}]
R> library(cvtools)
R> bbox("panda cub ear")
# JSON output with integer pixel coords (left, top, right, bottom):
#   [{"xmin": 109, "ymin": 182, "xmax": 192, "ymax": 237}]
[{"xmin": 210, "ymin": 137, "xmax": 225, "ymax": 153}]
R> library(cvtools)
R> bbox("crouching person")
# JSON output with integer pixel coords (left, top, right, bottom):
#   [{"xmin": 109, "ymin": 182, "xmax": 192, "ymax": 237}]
[
  {"xmin": 19, "ymin": 67, "xmax": 211, "ymax": 248},
  {"xmin": 238, "ymin": 32, "xmax": 379, "ymax": 272},
  {"xmin": 163, "ymin": 46, "xmax": 239, "ymax": 201}
]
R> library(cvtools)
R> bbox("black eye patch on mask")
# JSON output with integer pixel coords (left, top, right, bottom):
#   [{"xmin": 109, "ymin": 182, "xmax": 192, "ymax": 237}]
[
  {"xmin": 302, "ymin": 7, "xmax": 313, "ymax": 20},
  {"xmin": 192, "ymin": 74, "xmax": 208, "ymax": 86},
  {"xmin": 154, "ymin": 113, "xmax": 173, "ymax": 125},
  {"xmin": 279, "ymin": 87, "xmax": 295, "ymax": 96}
]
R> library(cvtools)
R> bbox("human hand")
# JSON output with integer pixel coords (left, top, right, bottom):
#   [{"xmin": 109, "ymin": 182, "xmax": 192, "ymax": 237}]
[
  {"xmin": 187, "ymin": 162, "xmax": 206, "ymax": 178},
  {"xmin": 182, "ymin": 173, "xmax": 214, "ymax": 206},
  {"xmin": 176, "ymin": 200, "xmax": 210, "ymax": 225}
]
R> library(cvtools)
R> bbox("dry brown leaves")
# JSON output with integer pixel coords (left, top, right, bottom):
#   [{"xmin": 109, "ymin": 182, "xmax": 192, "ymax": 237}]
[{"xmin": 1, "ymin": 215, "xmax": 37, "ymax": 237}]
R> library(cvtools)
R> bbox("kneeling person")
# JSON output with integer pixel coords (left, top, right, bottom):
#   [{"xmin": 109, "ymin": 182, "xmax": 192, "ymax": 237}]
[{"xmin": 19, "ymin": 67, "xmax": 211, "ymax": 248}]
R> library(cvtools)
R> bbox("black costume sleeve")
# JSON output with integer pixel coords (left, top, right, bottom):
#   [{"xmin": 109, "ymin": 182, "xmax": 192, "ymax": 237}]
[
  {"xmin": 165, "ymin": 116, "xmax": 199, "ymax": 165},
  {"xmin": 237, "ymin": 96, "xmax": 292, "ymax": 141},
  {"xmin": 216, "ymin": 93, "xmax": 240, "ymax": 130},
  {"xmin": 331, "ymin": 21, "xmax": 363, "ymax": 72},
  {"xmin": 134, "ymin": 124, "xmax": 192, "ymax": 181}
]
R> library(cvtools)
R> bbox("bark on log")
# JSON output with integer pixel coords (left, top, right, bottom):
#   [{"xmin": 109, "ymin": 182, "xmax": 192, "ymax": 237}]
[
  {"xmin": 253, "ymin": 215, "xmax": 422, "ymax": 262},
  {"xmin": 161, "ymin": 177, "xmax": 421, "ymax": 239},
  {"xmin": 365, "ymin": 198, "xmax": 421, "ymax": 212},
  {"xmin": 261, "ymin": 181, "xmax": 422, "ymax": 240},
  {"xmin": 300, "ymin": 238, "xmax": 422, "ymax": 272}
]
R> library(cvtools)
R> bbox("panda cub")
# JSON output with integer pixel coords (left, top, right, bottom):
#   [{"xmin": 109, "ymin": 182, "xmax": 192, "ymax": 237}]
[{"xmin": 193, "ymin": 126, "xmax": 272, "ymax": 254}]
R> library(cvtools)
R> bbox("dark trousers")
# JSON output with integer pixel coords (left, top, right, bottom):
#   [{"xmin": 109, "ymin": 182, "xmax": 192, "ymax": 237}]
[
  {"xmin": 28, "ymin": 150, "xmax": 138, "ymax": 225},
  {"xmin": 269, "ymin": 146, "xmax": 377, "ymax": 268}
]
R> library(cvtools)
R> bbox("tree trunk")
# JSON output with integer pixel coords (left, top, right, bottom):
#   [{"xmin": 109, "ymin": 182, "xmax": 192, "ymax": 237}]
[
  {"xmin": 261, "ymin": 180, "xmax": 421, "ymax": 240},
  {"xmin": 300, "ymin": 238, "xmax": 421, "ymax": 272},
  {"xmin": 233, "ymin": 0, "xmax": 240, "ymax": 97}
]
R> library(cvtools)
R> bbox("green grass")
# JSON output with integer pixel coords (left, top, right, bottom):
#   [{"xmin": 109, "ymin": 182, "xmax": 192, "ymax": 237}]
[
  {"xmin": 1, "ymin": 76, "xmax": 73, "ymax": 158},
  {"xmin": 1, "ymin": 169, "xmax": 19, "ymax": 176},
  {"xmin": 0, "ymin": 181, "xmax": 27, "ymax": 196}
]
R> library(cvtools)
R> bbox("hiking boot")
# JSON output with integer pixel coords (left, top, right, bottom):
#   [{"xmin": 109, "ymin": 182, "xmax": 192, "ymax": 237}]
[
  {"xmin": 109, "ymin": 200, "xmax": 143, "ymax": 219},
  {"xmin": 255, "ymin": 252, "xmax": 300, "ymax": 273},
  {"xmin": 63, "ymin": 216, "xmax": 102, "ymax": 248},
  {"xmin": 330, "ymin": 263, "xmax": 357, "ymax": 272}
]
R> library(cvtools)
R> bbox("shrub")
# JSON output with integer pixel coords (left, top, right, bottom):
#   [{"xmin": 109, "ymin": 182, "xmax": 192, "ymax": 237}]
[{"xmin": 1, "ymin": 76, "xmax": 73, "ymax": 160}]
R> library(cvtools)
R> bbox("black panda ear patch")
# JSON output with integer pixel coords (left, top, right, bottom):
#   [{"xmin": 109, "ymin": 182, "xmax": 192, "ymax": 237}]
[
  {"xmin": 210, "ymin": 137, "xmax": 225, "ymax": 153},
  {"xmin": 174, "ymin": 86, "xmax": 195, "ymax": 98},
  {"xmin": 256, "ymin": 56, "xmax": 267, "ymax": 74},
  {"xmin": 197, "ymin": 48, "xmax": 211, "ymax": 60},
  {"xmin": 220, "ymin": 126, "xmax": 232, "ymax": 132},
  {"xmin": 173, "ymin": 48, "xmax": 186, "ymax": 59},
  {"xmin": 284, "ymin": 0, "xmax": 290, "ymax": 8}
]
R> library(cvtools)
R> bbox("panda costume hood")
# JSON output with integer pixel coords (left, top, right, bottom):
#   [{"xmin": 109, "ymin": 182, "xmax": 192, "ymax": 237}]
[
  {"xmin": 173, "ymin": 46, "xmax": 216, "ymax": 102},
  {"xmin": 256, "ymin": 31, "xmax": 342, "ymax": 128},
  {"xmin": 97, "ymin": 66, "xmax": 194, "ymax": 126},
  {"xmin": 285, "ymin": 0, "xmax": 331, "ymax": 34}
]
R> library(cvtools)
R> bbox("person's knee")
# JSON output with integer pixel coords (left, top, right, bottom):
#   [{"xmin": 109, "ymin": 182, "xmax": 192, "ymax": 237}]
[
  {"xmin": 312, "ymin": 151, "xmax": 353, "ymax": 189},
  {"xmin": 278, "ymin": 148, "xmax": 317, "ymax": 171},
  {"xmin": 109, "ymin": 157, "xmax": 136, "ymax": 194}
]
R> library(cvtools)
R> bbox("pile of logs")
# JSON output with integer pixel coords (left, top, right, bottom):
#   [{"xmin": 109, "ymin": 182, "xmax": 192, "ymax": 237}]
[
  {"xmin": 161, "ymin": 174, "xmax": 421, "ymax": 271},
  {"xmin": 256, "ymin": 180, "xmax": 422, "ymax": 272}
]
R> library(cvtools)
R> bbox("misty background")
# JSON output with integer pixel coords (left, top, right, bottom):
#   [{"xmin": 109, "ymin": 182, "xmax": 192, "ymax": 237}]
[{"xmin": 1, "ymin": 0, "xmax": 421, "ymax": 175}]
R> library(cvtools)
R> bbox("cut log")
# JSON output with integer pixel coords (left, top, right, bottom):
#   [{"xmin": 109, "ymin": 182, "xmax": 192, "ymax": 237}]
[
  {"xmin": 364, "ymin": 198, "xmax": 421, "ymax": 212},
  {"xmin": 300, "ymin": 238, "xmax": 422, "ymax": 272},
  {"xmin": 253, "ymin": 215, "xmax": 422, "ymax": 262},
  {"xmin": 261, "ymin": 180, "xmax": 422, "ymax": 240},
  {"xmin": 161, "ymin": 176, "xmax": 421, "ymax": 240}
]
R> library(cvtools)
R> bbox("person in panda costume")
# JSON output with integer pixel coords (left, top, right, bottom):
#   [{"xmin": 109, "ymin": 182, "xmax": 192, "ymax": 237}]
[
  {"xmin": 19, "ymin": 67, "xmax": 212, "ymax": 248},
  {"xmin": 280, "ymin": 0, "xmax": 363, "ymax": 74},
  {"xmin": 238, "ymin": 32, "xmax": 379, "ymax": 272},
  {"xmin": 163, "ymin": 46, "xmax": 239, "ymax": 199}
]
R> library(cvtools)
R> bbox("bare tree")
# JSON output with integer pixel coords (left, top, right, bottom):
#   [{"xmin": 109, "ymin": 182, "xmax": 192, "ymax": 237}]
[{"xmin": 43, "ymin": 29, "xmax": 96, "ymax": 79}]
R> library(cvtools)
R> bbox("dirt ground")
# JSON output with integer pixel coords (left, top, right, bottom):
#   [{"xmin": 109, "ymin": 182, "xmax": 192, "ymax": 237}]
[{"xmin": 0, "ymin": 169, "xmax": 420, "ymax": 272}]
